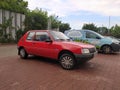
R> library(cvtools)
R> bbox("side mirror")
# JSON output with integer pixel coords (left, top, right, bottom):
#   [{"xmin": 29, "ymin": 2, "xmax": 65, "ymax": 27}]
[
  {"xmin": 45, "ymin": 38, "xmax": 52, "ymax": 43},
  {"xmin": 96, "ymin": 36, "xmax": 101, "ymax": 39}
]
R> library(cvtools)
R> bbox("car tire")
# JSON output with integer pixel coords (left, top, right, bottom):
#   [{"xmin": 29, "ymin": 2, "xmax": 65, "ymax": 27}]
[
  {"xmin": 59, "ymin": 54, "xmax": 76, "ymax": 70},
  {"xmin": 19, "ymin": 48, "xmax": 28, "ymax": 59},
  {"xmin": 102, "ymin": 45, "xmax": 112, "ymax": 54}
]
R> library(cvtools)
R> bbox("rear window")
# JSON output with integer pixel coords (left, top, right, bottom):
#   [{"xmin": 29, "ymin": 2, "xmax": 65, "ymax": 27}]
[{"xmin": 27, "ymin": 32, "xmax": 35, "ymax": 40}]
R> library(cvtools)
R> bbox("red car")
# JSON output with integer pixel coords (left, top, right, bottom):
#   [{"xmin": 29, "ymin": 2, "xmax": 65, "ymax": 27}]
[{"xmin": 18, "ymin": 30, "xmax": 97, "ymax": 70}]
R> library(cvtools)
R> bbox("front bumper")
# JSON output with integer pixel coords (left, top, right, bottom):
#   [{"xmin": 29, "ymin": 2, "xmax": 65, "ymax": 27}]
[
  {"xmin": 74, "ymin": 52, "xmax": 96, "ymax": 63},
  {"xmin": 111, "ymin": 43, "xmax": 120, "ymax": 52}
]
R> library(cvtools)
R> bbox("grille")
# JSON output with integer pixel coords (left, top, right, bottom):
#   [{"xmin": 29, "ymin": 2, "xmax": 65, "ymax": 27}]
[{"xmin": 89, "ymin": 48, "xmax": 96, "ymax": 53}]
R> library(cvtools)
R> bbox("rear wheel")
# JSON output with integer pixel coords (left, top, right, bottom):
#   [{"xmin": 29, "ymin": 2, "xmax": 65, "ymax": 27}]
[
  {"xmin": 102, "ymin": 45, "xmax": 112, "ymax": 54},
  {"xmin": 59, "ymin": 54, "xmax": 76, "ymax": 70},
  {"xmin": 19, "ymin": 48, "xmax": 28, "ymax": 59}
]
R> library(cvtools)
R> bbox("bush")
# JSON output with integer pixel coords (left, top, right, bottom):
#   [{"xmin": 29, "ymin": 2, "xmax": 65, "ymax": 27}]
[
  {"xmin": 0, "ymin": 37, "xmax": 15, "ymax": 43},
  {"xmin": 74, "ymin": 38, "xmax": 89, "ymax": 44},
  {"xmin": 110, "ymin": 25, "xmax": 120, "ymax": 38},
  {"xmin": 16, "ymin": 29, "xmax": 27, "ymax": 42}
]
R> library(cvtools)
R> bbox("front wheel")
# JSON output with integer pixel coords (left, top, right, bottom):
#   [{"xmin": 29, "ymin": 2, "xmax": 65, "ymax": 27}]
[
  {"xmin": 59, "ymin": 54, "xmax": 76, "ymax": 70},
  {"xmin": 19, "ymin": 48, "xmax": 28, "ymax": 59},
  {"xmin": 102, "ymin": 45, "xmax": 112, "ymax": 54}
]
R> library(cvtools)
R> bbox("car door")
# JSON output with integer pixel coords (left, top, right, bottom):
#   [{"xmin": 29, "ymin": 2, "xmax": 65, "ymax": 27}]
[
  {"xmin": 24, "ymin": 31, "xmax": 36, "ymax": 54},
  {"xmin": 33, "ymin": 31, "xmax": 58, "ymax": 59},
  {"xmin": 85, "ymin": 31, "xmax": 101, "ymax": 46}
]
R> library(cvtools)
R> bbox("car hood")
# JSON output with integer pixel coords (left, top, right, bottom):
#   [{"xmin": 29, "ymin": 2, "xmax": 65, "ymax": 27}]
[
  {"xmin": 104, "ymin": 36, "xmax": 120, "ymax": 44},
  {"xmin": 60, "ymin": 41, "xmax": 95, "ymax": 49}
]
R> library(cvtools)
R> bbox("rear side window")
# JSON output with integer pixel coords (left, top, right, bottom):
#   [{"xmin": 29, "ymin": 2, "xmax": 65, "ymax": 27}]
[
  {"xmin": 67, "ymin": 31, "xmax": 82, "ymax": 38},
  {"xmin": 27, "ymin": 32, "xmax": 35, "ymax": 40}
]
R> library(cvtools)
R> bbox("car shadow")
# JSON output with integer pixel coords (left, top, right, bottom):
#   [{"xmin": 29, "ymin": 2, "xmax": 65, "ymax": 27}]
[
  {"xmin": 26, "ymin": 55, "xmax": 100, "ymax": 71},
  {"xmin": 27, "ymin": 55, "xmax": 59, "ymax": 65},
  {"xmin": 98, "ymin": 52, "xmax": 120, "ymax": 55}
]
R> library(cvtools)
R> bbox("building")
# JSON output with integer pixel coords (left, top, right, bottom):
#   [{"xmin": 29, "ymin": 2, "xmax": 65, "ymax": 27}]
[{"xmin": 0, "ymin": 9, "xmax": 25, "ymax": 39}]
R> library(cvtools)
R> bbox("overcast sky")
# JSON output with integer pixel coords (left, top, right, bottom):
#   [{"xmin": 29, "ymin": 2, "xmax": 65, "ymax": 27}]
[{"xmin": 25, "ymin": 0, "xmax": 120, "ymax": 29}]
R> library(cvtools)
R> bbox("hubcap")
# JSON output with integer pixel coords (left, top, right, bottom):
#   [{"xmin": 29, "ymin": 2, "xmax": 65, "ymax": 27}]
[
  {"xmin": 61, "ymin": 55, "xmax": 73, "ymax": 69},
  {"xmin": 104, "ymin": 46, "xmax": 111, "ymax": 53},
  {"xmin": 20, "ymin": 49, "xmax": 25, "ymax": 57}
]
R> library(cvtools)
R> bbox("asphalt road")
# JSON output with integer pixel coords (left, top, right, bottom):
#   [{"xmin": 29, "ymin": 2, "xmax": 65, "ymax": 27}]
[{"xmin": 0, "ymin": 44, "xmax": 120, "ymax": 90}]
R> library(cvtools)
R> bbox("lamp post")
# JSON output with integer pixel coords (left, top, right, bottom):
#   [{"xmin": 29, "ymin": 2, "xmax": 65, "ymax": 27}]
[
  {"xmin": 108, "ymin": 16, "xmax": 111, "ymax": 34},
  {"xmin": 47, "ymin": 17, "xmax": 51, "ymax": 30}
]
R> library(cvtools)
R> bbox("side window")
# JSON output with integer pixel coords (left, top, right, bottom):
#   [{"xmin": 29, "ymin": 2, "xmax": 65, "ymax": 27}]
[
  {"xmin": 86, "ymin": 31, "xmax": 99, "ymax": 39},
  {"xmin": 67, "ymin": 31, "xmax": 82, "ymax": 38},
  {"xmin": 35, "ymin": 32, "xmax": 50, "ymax": 41},
  {"xmin": 27, "ymin": 32, "xmax": 35, "ymax": 40}
]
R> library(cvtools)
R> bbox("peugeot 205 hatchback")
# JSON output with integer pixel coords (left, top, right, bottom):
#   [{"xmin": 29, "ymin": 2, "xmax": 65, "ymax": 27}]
[{"xmin": 18, "ymin": 30, "xmax": 96, "ymax": 70}]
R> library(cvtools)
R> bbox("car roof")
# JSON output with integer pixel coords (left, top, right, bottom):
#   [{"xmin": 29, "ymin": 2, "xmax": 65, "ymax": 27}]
[
  {"xmin": 27, "ymin": 30, "xmax": 61, "ymax": 32},
  {"xmin": 69, "ymin": 29, "xmax": 93, "ymax": 31},
  {"xmin": 28, "ymin": 30, "xmax": 50, "ymax": 32},
  {"xmin": 65, "ymin": 29, "xmax": 97, "ymax": 33}
]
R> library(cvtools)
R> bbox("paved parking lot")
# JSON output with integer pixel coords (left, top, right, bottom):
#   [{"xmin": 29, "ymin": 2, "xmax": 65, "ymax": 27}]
[{"xmin": 0, "ymin": 44, "xmax": 120, "ymax": 90}]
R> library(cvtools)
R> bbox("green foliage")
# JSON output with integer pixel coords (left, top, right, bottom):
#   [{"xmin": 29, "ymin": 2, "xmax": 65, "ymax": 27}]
[
  {"xmin": 48, "ymin": 15, "xmax": 59, "ymax": 29},
  {"xmin": 0, "ymin": 17, "xmax": 13, "ymax": 39},
  {"xmin": 0, "ymin": 17, "xmax": 16, "ymax": 43},
  {"xmin": 82, "ymin": 23, "xmax": 120, "ymax": 38},
  {"xmin": 25, "ymin": 9, "xmax": 71, "ymax": 31},
  {"xmin": 110, "ymin": 25, "xmax": 120, "ymax": 38},
  {"xmin": 74, "ymin": 39, "xmax": 89, "ymax": 44},
  {"xmin": 59, "ymin": 23, "xmax": 71, "ymax": 32},
  {"xmin": 82, "ymin": 23, "xmax": 98, "ymax": 32},
  {"xmin": 25, "ymin": 8, "xmax": 48, "ymax": 30},
  {"xmin": 48, "ymin": 15, "xmax": 71, "ymax": 31},
  {"xmin": 97, "ymin": 26, "xmax": 108, "ymax": 35},
  {"xmin": 0, "ymin": 0, "xmax": 28, "ymax": 14},
  {"xmin": 16, "ymin": 29, "xmax": 26, "ymax": 42},
  {"xmin": 0, "ymin": 36, "xmax": 15, "ymax": 43}
]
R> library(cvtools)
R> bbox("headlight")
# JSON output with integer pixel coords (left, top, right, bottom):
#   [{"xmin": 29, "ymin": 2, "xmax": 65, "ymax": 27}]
[
  {"xmin": 113, "ymin": 42, "xmax": 119, "ymax": 44},
  {"xmin": 82, "ymin": 48, "xmax": 90, "ymax": 54},
  {"xmin": 112, "ymin": 39, "xmax": 120, "ymax": 44}
]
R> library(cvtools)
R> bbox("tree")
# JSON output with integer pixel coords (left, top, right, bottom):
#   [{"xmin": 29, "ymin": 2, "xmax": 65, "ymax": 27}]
[
  {"xmin": 110, "ymin": 25, "xmax": 120, "ymax": 38},
  {"xmin": 82, "ymin": 23, "xmax": 98, "ymax": 32},
  {"xmin": 0, "ymin": 0, "xmax": 28, "ymax": 14},
  {"xmin": 48, "ymin": 15, "xmax": 59, "ymax": 29},
  {"xmin": 97, "ymin": 26, "xmax": 108, "ymax": 35},
  {"xmin": 25, "ymin": 8, "xmax": 48, "ymax": 30},
  {"xmin": 48, "ymin": 15, "xmax": 71, "ymax": 32},
  {"xmin": 59, "ymin": 23, "xmax": 71, "ymax": 32},
  {"xmin": 0, "ymin": 0, "xmax": 28, "ymax": 43}
]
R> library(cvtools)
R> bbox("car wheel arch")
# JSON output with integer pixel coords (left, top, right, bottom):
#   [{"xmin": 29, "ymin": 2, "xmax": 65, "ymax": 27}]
[
  {"xmin": 18, "ymin": 46, "xmax": 25, "ymax": 55},
  {"xmin": 100, "ymin": 44, "xmax": 113, "ymax": 53},
  {"xmin": 58, "ymin": 50, "xmax": 77, "ymax": 70},
  {"xmin": 58, "ymin": 50, "xmax": 75, "ymax": 60},
  {"xmin": 19, "ymin": 47, "xmax": 28, "ymax": 59}
]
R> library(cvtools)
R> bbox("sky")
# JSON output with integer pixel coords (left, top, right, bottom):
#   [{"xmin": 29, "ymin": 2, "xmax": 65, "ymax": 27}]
[{"xmin": 25, "ymin": 0, "xmax": 120, "ymax": 29}]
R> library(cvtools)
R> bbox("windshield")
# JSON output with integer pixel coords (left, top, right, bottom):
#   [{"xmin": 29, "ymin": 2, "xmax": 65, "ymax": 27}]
[{"xmin": 50, "ymin": 31, "xmax": 70, "ymax": 41}]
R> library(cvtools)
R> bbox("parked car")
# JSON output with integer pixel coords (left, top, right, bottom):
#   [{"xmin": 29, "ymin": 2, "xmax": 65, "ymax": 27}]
[
  {"xmin": 17, "ymin": 30, "xmax": 97, "ymax": 70},
  {"xmin": 65, "ymin": 29, "xmax": 120, "ymax": 54},
  {"xmin": 105, "ymin": 36, "xmax": 120, "ymax": 42}
]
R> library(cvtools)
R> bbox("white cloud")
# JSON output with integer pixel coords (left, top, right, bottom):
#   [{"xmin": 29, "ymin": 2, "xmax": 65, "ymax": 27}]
[
  {"xmin": 25, "ymin": 0, "xmax": 120, "ymax": 17},
  {"xmin": 25, "ymin": 0, "xmax": 120, "ymax": 28}
]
